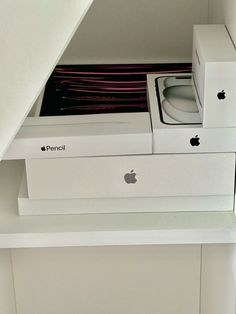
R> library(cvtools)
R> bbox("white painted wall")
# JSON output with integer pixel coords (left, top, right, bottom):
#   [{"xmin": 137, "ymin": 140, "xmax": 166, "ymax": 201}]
[
  {"xmin": 201, "ymin": 245, "xmax": 236, "ymax": 314},
  {"xmin": 12, "ymin": 246, "xmax": 201, "ymax": 314},
  {"xmin": 10, "ymin": 245, "xmax": 236, "ymax": 314},
  {"xmin": 0, "ymin": 250, "xmax": 16, "ymax": 314},
  {"xmin": 209, "ymin": 0, "xmax": 236, "ymax": 46},
  {"xmin": 60, "ymin": 0, "xmax": 208, "ymax": 64}
]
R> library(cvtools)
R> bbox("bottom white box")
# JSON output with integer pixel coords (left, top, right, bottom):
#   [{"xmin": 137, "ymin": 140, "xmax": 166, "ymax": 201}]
[
  {"xmin": 20, "ymin": 153, "xmax": 235, "ymax": 215},
  {"xmin": 18, "ymin": 175, "xmax": 234, "ymax": 216},
  {"xmin": 25, "ymin": 154, "xmax": 235, "ymax": 200}
]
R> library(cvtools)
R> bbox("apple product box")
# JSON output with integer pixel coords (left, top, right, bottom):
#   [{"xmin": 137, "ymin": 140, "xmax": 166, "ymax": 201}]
[
  {"xmin": 18, "ymin": 173, "xmax": 234, "ymax": 215},
  {"xmin": 192, "ymin": 24, "xmax": 236, "ymax": 128},
  {"xmin": 147, "ymin": 73, "xmax": 236, "ymax": 154},
  {"xmin": 4, "ymin": 110, "xmax": 152, "ymax": 159},
  {"xmin": 5, "ymin": 63, "xmax": 176, "ymax": 160},
  {"xmin": 24, "ymin": 154, "xmax": 235, "ymax": 205},
  {"xmin": 3, "ymin": 88, "xmax": 152, "ymax": 159}
]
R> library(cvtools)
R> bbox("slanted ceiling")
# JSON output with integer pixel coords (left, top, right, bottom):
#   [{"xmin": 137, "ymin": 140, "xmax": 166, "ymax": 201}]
[{"xmin": 0, "ymin": 0, "xmax": 93, "ymax": 160}]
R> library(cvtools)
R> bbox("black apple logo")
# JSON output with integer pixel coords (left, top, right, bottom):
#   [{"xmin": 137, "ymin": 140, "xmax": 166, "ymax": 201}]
[
  {"xmin": 217, "ymin": 90, "xmax": 226, "ymax": 100},
  {"xmin": 190, "ymin": 135, "xmax": 200, "ymax": 147},
  {"xmin": 124, "ymin": 170, "xmax": 137, "ymax": 184},
  {"xmin": 41, "ymin": 146, "xmax": 46, "ymax": 151}
]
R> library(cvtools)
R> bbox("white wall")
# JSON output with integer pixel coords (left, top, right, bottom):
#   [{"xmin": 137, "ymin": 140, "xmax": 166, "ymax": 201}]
[
  {"xmin": 9, "ymin": 245, "xmax": 236, "ymax": 314},
  {"xmin": 12, "ymin": 245, "xmax": 201, "ymax": 314},
  {"xmin": 201, "ymin": 245, "xmax": 236, "ymax": 314},
  {"xmin": 60, "ymin": 0, "xmax": 236, "ymax": 64},
  {"xmin": 60, "ymin": 0, "xmax": 208, "ymax": 64},
  {"xmin": 0, "ymin": 250, "xmax": 16, "ymax": 314},
  {"xmin": 209, "ymin": 0, "xmax": 236, "ymax": 46}
]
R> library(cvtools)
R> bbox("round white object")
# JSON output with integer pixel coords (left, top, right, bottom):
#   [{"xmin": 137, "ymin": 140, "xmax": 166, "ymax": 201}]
[
  {"xmin": 163, "ymin": 85, "xmax": 198, "ymax": 113},
  {"xmin": 162, "ymin": 99, "xmax": 201, "ymax": 124}
]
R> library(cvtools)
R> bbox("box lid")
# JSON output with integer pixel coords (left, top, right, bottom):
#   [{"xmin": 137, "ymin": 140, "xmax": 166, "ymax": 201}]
[{"xmin": 0, "ymin": 0, "xmax": 93, "ymax": 160}]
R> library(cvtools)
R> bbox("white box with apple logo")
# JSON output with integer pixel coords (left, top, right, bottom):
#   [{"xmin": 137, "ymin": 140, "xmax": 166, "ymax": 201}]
[
  {"xmin": 147, "ymin": 73, "xmax": 236, "ymax": 154},
  {"xmin": 18, "ymin": 153, "xmax": 235, "ymax": 215},
  {"xmin": 147, "ymin": 25, "xmax": 236, "ymax": 154},
  {"xmin": 192, "ymin": 25, "xmax": 236, "ymax": 128}
]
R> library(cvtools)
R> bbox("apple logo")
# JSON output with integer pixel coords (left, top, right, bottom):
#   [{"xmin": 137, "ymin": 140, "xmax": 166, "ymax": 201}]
[
  {"xmin": 124, "ymin": 170, "xmax": 137, "ymax": 184},
  {"xmin": 217, "ymin": 90, "xmax": 226, "ymax": 100},
  {"xmin": 41, "ymin": 146, "xmax": 46, "ymax": 151},
  {"xmin": 190, "ymin": 135, "xmax": 200, "ymax": 147}
]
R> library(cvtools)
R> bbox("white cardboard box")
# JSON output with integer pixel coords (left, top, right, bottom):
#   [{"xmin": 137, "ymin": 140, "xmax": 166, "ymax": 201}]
[
  {"xmin": 192, "ymin": 25, "xmax": 236, "ymax": 127},
  {"xmin": 147, "ymin": 73, "xmax": 236, "ymax": 154},
  {"xmin": 17, "ymin": 152, "xmax": 235, "ymax": 214},
  {"xmin": 23, "ymin": 153, "xmax": 235, "ymax": 206},
  {"xmin": 4, "ymin": 112, "xmax": 152, "ymax": 159}
]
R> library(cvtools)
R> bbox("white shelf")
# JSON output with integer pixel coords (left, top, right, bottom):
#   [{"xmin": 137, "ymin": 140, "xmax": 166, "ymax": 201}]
[{"xmin": 1, "ymin": 160, "xmax": 236, "ymax": 248}]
